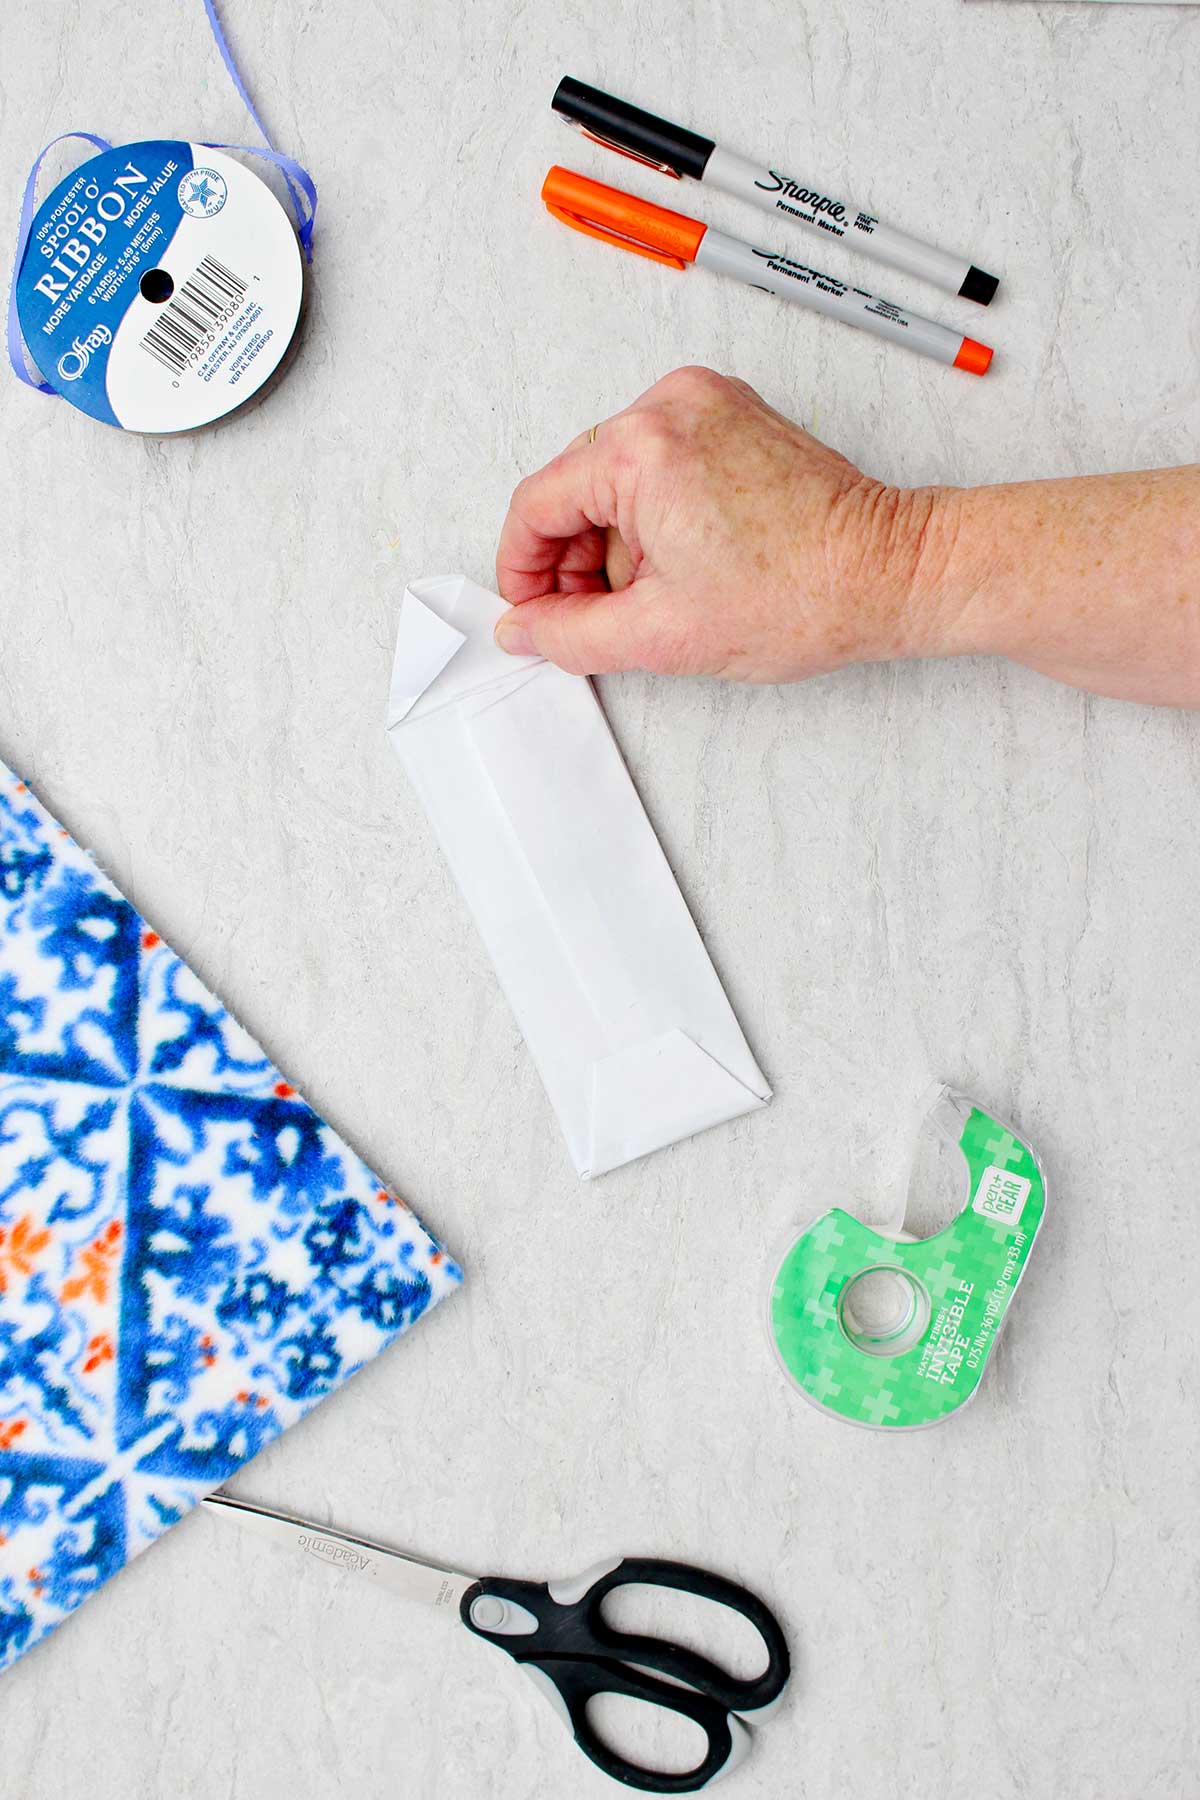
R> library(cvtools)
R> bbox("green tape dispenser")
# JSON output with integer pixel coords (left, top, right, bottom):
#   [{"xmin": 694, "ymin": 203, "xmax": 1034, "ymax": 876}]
[{"xmin": 768, "ymin": 1085, "xmax": 1047, "ymax": 1430}]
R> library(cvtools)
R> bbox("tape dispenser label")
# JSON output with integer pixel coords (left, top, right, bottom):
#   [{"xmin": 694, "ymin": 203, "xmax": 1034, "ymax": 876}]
[{"xmin": 768, "ymin": 1085, "xmax": 1047, "ymax": 1430}]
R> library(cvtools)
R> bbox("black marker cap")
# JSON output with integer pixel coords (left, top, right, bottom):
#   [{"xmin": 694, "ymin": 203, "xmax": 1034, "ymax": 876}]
[
  {"xmin": 552, "ymin": 76, "xmax": 715, "ymax": 182},
  {"xmin": 958, "ymin": 264, "xmax": 999, "ymax": 307}
]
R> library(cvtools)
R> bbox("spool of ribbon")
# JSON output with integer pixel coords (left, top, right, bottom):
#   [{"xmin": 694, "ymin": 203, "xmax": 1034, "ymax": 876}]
[{"xmin": 6, "ymin": 0, "xmax": 318, "ymax": 407}]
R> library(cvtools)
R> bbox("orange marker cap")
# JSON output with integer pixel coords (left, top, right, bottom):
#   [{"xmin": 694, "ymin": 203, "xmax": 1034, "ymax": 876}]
[
  {"xmin": 954, "ymin": 336, "xmax": 993, "ymax": 376},
  {"xmin": 542, "ymin": 165, "xmax": 707, "ymax": 270}
]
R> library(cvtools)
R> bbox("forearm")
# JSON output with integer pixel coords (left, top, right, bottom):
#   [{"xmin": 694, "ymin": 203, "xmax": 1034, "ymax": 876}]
[
  {"xmin": 905, "ymin": 466, "xmax": 1200, "ymax": 705},
  {"xmin": 494, "ymin": 368, "xmax": 1200, "ymax": 698}
]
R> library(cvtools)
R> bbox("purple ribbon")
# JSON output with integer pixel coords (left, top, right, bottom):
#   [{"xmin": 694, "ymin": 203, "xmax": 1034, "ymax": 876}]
[
  {"xmin": 7, "ymin": 132, "xmax": 112, "ymax": 390},
  {"xmin": 199, "ymin": 0, "xmax": 316, "ymax": 257},
  {"xmin": 7, "ymin": 0, "xmax": 317, "ymax": 392}
]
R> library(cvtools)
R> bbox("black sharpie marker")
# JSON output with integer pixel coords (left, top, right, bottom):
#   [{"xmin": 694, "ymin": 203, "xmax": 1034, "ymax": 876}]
[{"xmin": 553, "ymin": 76, "xmax": 999, "ymax": 306}]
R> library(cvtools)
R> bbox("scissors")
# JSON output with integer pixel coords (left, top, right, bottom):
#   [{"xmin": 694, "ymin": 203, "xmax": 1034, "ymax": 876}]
[{"xmin": 202, "ymin": 1490, "xmax": 790, "ymax": 1793}]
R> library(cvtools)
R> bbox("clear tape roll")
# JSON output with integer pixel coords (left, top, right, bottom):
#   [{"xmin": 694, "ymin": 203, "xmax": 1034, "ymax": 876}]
[{"xmin": 766, "ymin": 1083, "xmax": 1048, "ymax": 1431}]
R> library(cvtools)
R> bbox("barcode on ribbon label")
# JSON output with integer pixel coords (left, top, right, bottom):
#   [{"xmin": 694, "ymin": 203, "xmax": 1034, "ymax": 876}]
[{"xmin": 140, "ymin": 256, "xmax": 248, "ymax": 373}]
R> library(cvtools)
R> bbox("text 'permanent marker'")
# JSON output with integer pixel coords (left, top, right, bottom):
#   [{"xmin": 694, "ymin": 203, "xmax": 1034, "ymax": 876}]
[
  {"xmin": 552, "ymin": 76, "xmax": 1000, "ymax": 307},
  {"xmin": 542, "ymin": 166, "xmax": 993, "ymax": 374}
]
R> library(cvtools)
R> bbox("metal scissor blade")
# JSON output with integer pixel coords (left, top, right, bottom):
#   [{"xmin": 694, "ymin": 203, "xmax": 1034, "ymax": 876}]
[{"xmin": 201, "ymin": 1490, "xmax": 477, "ymax": 1614}]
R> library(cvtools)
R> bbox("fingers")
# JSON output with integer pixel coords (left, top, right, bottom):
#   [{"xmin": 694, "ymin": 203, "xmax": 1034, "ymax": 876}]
[
  {"xmin": 604, "ymin": 526, "xmax": 636, "ymax": 592},
  {"xmin": 494, "ymin": 584, "xmax": 668, "ymax": 677},
  {"xmin": 495, "ymin": 373, "xmax": 713, "ymax": 605},
  {"xmin": 496, "ymin": 426, "xmax": 628, "ymax": 605},
  {"xmin": 495, "ymin": 521, "xmax": 610, "ymax": 605},
  {"xmin": 494, "ymin": 366, "xmax": 755, "ymax": 645}
]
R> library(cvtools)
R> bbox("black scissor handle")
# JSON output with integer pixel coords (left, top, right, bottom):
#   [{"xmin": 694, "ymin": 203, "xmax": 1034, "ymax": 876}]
[
  {"xmin": 461, "ymin": 1556, "xmax": 789, "ymax": 1792},
  {"xmin": 559, "ymin": 1556, "xmax": 790, "ymax": 1715},
  {"xmin": 523, "ymin": 1652, "xmax": 747, "ymax": 1794}
]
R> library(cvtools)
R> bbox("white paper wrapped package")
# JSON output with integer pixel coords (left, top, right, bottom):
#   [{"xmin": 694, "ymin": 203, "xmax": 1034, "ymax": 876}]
[{"xmin": 386, "ymin": 576, "xmax": 770, "ymax": 1178}]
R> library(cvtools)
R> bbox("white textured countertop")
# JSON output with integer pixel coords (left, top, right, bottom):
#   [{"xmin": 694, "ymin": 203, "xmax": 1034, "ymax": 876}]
[{"xmin": 2, "ymin": 2, "xmax": 1198, "ymax": 1796}]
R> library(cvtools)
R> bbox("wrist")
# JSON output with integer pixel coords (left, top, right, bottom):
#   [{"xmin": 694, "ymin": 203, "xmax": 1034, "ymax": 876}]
[
  {"xmin": 890, "ymin": 482, "xmax": 1024, "ymax": 665},
  {"xmin": 824, "ymin": 479, "xmax": 966, "ymax": 665}
]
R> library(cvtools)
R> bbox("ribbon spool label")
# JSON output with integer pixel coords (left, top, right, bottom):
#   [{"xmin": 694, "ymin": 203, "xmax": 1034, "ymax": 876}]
[
  {"xmin": 768, "ymin": 1086, "xmax": 1047, "ymax": 1430},
  {"xmin": 15, "ymin": 140, "xmax": 302, "ymax": 431}
]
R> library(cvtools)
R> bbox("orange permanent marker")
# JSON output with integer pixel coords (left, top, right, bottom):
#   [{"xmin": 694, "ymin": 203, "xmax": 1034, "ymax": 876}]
[{"xmin": 543, "ymin": 166, "xmax": 993, "ymax": 375}]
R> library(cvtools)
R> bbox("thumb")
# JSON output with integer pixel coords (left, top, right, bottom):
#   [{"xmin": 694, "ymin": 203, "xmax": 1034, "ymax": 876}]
[{"xmin": 494, "ymin": 581, "xmax": 666, "ymax": 677}]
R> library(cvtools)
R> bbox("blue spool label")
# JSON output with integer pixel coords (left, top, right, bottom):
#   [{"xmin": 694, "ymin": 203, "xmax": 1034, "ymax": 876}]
[{"xmin": 16, "ymin": 141, "xmax": 302, "ymax": 432}]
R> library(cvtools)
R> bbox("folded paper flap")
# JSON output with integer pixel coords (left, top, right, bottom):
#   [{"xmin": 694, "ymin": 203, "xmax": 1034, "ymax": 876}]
[
  {"xmin": 389, "ymin": 575, "xmax": 542, "ymax": 726},
  {"xmin": 588, "ymin": 1028, "xmax": 769, "ymax": 1179},
  {"xmin": 387, "ymin": 589, "xmax": 466, "ymax": 725}
]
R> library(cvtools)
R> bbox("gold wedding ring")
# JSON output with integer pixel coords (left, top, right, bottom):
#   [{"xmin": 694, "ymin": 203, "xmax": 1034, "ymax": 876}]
[{"xmin": 587, "ymin": 423, "xmax": 599, "ymax": 444}]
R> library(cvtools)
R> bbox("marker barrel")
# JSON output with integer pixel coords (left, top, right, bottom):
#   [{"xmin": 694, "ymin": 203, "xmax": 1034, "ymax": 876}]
[
  {"xmin": 695, "ymin": 229, "xmax": 991, "ymax": 372},
  {"xmin": 700, "ymin": 146, "xmax": 996, "ymax": 305}
]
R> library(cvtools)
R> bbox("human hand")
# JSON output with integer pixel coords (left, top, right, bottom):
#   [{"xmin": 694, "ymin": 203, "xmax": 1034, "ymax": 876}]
[{"xmin": 494, "ymin": 365, "xmax": 940, "ymax": 680}]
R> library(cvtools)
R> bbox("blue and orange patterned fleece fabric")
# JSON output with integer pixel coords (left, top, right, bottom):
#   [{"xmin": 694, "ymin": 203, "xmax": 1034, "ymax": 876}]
[{"xmin": 0, "ymin": 761, "xmax": 462, "ymax": 1672}]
